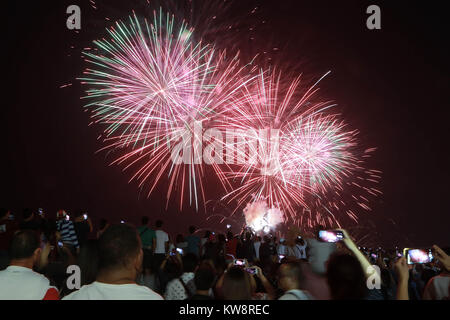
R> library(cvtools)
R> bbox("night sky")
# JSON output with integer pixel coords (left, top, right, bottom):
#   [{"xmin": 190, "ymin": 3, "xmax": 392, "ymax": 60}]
[{"xmin": 2, "ymin": 0, "xmax": 449, "ymax": 247}]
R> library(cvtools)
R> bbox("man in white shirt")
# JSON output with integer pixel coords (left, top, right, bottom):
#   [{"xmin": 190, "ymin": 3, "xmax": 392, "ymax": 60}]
[
  {"xmin": 153, "ymin": 220, "xmax": 169, "ymax": 274},
  {"xmin": 254, "ymin": 236, "xmax": 262, "ymax": 261},
  {"xmin": 277, "ymin": 261, "xmax": 313, "ymax": 300},
  {"xmin": 63, "ymin": 224, "xmax": 163, "ymax": 300},
  {"xmin": 288, "ymin": 237, "xmax": 308, "ymax": 260},
  {"xmin": 423, "ymin": 245, "xmax": 450, "ymax": 300},
  {"xmin": 277, "ymin": 238, "xmax": 288, "ymax": 256},
  {"xmin": 0, "ymin": 230, "xmax": 59, "ymax": 300},
  {"xmin": 165, "ymin": 253, "xmax": 198, "ymax": 300}
]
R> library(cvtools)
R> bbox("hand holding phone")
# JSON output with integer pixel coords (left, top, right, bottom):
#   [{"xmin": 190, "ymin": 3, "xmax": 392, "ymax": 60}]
[
  {"xmin": 234, "ymin": 259, "xmax": 247, "ymax": 266},
  {"xmin": 245, "ymin": 267, "xmax": 258, "ymax": 275},
  {"xmin": 318, "ymin": 230, "xmax": 345, "ymax": 243},
  {"xmin": 404, "ymin": 248, "xmax": 433, "ymax": 265}
]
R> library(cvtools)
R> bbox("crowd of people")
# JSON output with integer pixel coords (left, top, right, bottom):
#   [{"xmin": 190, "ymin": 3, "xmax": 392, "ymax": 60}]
[{"xmin": 0, "ymin": 207, "xmax": 449, "ymax": 300}]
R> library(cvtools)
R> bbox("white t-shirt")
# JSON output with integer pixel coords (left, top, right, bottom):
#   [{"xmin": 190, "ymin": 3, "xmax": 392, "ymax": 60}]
[
  {"xmin": 164, "ymin": 272, "xmax": 196, "ymax": 300},
  {"xmin": 423, "ymin": 274, "xmax": 450, "ymax": 300},
  {"xmin": 254, "ymin": 241, "xmax": 261, "ymax": 260},
  {"xmin": 62, "ymin": 281, "xmax": 163, "ymax": 300},
  {"xmin": 0, "ymin": 266, "xmax": 58, "ymax": 300},
  {"xmin": 277, "ymin": 244, "xmax": 288, "ymax": 255},
  {"xmin": 287, "ymin": 244, "xmax": 307, "ymax": 259},
  {"xmin": 279, "ymin": 289, "xmax": 313, "ymax": 300},
  {"xmin": 154, "ymin": 230, "xmax": 169, "ymax": 254}
]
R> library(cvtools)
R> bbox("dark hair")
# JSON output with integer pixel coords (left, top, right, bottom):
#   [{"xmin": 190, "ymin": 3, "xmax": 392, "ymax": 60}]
[
  {"xmin": 176, "ymin": 234, "xmax": 184, "ymax": 244},
  {"xmin": 97, "ymin": 224, "xmax": 141, "ymax": 271},
  {"xmin": 195, "ymin": 263, "xmax": 216, "ymax": 291},
  {"xmin": 204, "ymin": 230, "xmax": 211, "ymax": 238},
  {"xmin": 226, "ymin": 231, "xmax": 233, "ymax": 240},
  {"xmin": 141, "ymin": 216, "xmax": 149, "ymax": 226},
  {"xmin": 217, "ymin": 234, "xmax": 226, "ymax": 243},
  {"xmin": 182, "ymin": 253, "xmax": 198, "ymax": 273},
  {"xmin": 0, "ymin": 208, "xmax": 9, "ymax": 220},
  {"xmin": 326, "ymin": 253, "xmax": 367, "ymax": 300},
  {"xmin": 77, "ymin": 240, "xmax": 99, "ymax": 286},
  {"xmin": 155, "ymin": 220, "xmax": 163, "ymax": 228},
  {"xmin": 8, "ymin": 230, "xmax": 40, "ymax": 260},
  {"xmin": 189, "ymin": 226, "xmax": 196, "ymax": 234},
  {"xmin": 22, "ymin": 208, "xmax": 33, "ymax": 220},
  {"xmin": 99, "ymin": 219, "xmax": 108, "ymax": 230},
  {"xmin": 278, "ymin": 261, "xmax": 305, "ymax": 288},
  {"xmin": 222, "ymin": 266, "xmax": 252, "ymax": 300}
]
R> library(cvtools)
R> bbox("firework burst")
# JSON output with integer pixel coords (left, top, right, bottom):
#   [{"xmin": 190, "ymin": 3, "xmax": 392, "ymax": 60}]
[
  {"xmin": 79, "ymin": 9, "xmax": 250, "ymax": 210},
  {"xmin": 219, "ymin": 68, "xmax": 381, "ymax": 228}
]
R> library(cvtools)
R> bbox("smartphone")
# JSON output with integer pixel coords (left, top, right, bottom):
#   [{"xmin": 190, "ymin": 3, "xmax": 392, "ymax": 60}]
[
  {"xmin": 234, "ymin": 259, "xmax": 246, "ymax": 266},
  {"xmin": 38, "ymin": 208, "xmax": 43, "ymax": 216},
  {"xmin": 278, "ymin": 254, "xmax": 285, "ymax": 262},
  {"xmin": 226, "ymin": 224, "xmax": 231, "ymax": 229},
  {"xmin": 176, "ymin": 248, "xmax": 184, "ymax": 255},
  {"xmin": 318, "ymin": 230, "xmax": 344, "ymax": 243},
  {"xmin": 65, "ymin": 215, "xmax": 70, "ymax": 221},
  {"xmin": 404, "ymin": 248, "xmax": 433, "ymax": 265},
  {"xmin": 57, "ymin": 241, "xmax": 63, "ymax": 248},
  {"xmin": 371, "ymin": 253, "xmax": 378, "ymax": 259},
  {"xmin": 120, "ymin": 220, "xmax": 125, "ymax": 224},
  {"xmin": 83, "ymin": 214, "xmax": 88, "ymax": 220},
  {"xmin": 245, "ymin": 267, "xmax": 258, "ymax": 275}
]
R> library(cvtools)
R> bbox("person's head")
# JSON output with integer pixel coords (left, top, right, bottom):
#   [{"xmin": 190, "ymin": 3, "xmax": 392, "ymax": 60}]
[
  {"xmin": 22, "ymin": 208, "xmax": 34, "ymax": 221},
  {"xmin": 141, "ymin": 216, "xmax": 149, "ymax": 226},
  {"xmin": 99, "ymin": 218, "xmax": 108, "ymax": 230},
  {"xmin": 0, "ymin": 208, "xmax": 10, "ymax": 221},
  {"xmin": 182, "ymin": 253, "xmax": 198, "ymax": 273},
  {"xmin": 222, "ymin": 266, "xmax": 253, "ymax": 300},
  {"xmin": 263, "ymin": 235, "xmax": 271, "ymax": 243},
  {"xmin": 155, "ymin": 220, "xmax": 163, "ymax": 229},
  {"xmin": 226, "ymin": 231, "xmax": 233, "ymax": 240},
  {"xmin": 189, "ymin": 226, "xmax": 196, "ymax": 234},
  {"xmin": 218, "ymin": 233, "xmax": 226, "ymax": 243},
  {"xmin": 256, "ymin": 236, "xmax": 261, "ymax": 242},
  {"xmin": 296, "ymin": 237, "xmax": 305, "ymax": 246},
  {"xmin": 164, "ymin": 256, "xmax": 182, "ymax": 278},
  {"xmin": 326, "ymin": 253, "xmax": 367, "ymax": 300},
  {"xmin": 277, "ymin": 261, "xmax": 305, "ymax": 292},
  {"xmin": 77, "ymin": 239, "xmax": 99, "ymax": 286},
  {"xmin": 204, "ymin": 230, "xmax": 211, "ymax": 238},
  {"xmin": 245, "ymin": 232, "xmax": 252, "ymax": 241},
  {"xmin": 97, "ymin": 224, "xmax": 143, "ymax": 279},
  {"xmin": 176, "ymin": 234, "xmax": 184, "ymax": 244},
  {"xmin": 56, "ymin": 209, "xmax": 67, "ymax": 221},
  {"xmin": 194, "ymin": 262, "xmax": 216, "ymax": 293},
  {"xmin": 8, "ymin": 230, "xmax": 41, "ymax": 267}
]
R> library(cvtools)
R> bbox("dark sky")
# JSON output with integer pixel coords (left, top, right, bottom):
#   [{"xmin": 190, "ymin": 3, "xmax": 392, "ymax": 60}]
[{"xmin": 2, "ymin": 0, "xmax": 449, "ymax": 247}]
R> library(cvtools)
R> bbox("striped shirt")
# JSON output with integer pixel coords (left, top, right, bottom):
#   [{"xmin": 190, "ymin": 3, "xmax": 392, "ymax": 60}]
[{"xmin": 56, "ymin": 220, "xmax": 79, "ymax": 248}]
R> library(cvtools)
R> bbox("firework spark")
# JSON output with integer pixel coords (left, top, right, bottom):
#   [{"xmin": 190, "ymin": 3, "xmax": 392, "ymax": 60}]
[
  {"xmin": 79, "ymin": 10, "xmax": 250, "ymax": 210},
  {"xmin": 219, "ymin": 68, "xmax": 381, "ymax": 228}
]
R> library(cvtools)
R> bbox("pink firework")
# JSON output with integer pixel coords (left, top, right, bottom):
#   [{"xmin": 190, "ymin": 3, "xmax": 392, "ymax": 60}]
[
  {"xmin": 80, "ymin": 10, "xmax": 250, "ymax": 210},
  {"xmin": 219, "ymin": 68, "xmax": 381, "ymax": 228}
]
